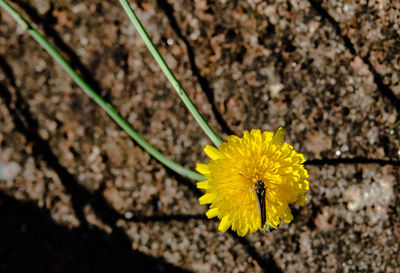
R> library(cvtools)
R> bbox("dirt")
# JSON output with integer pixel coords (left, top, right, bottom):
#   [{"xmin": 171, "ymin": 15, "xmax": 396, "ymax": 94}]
[{"xmin": 0, "ymin": 0, "xmax": 399, "ymax": 272}]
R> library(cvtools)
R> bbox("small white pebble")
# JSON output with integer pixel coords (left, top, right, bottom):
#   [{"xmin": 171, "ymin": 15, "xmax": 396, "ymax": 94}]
[
  {"xmin": 389, "ymin": 129, "xmax": 394, "ymax": 135},
  {"xmin": 0, "ymin": 162, "xmax": 22, "ymax": 180},
  {"xmin": 343, "ymin": 3, "xmax": 351, "ymax": 12},
  {"xmin": 125, "ymin": 211, "xmax": 133, "ymax": 219},
  {"xmin": 167, "ymin": 38, "xmax": 174, "ymax": 45},
  {"xmin": 336, "ymin": 150, "xmax": 342, "ymax": 156},
  {"xmin": 35, "ymin": 59, "xmax": 46, "ymax": 72},
  {"xmin": 72, "ymin": 3, "xmax": 87, "ymax": 13}
]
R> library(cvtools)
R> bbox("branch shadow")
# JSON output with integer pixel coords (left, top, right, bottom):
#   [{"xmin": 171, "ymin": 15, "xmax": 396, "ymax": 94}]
[
  {"xmin": 0, "ymin": 55, "xmax": 193, "ymax": 272},
  {"xmin": 0, "ymin": 52, "xmax": 166, "ymax": 264},
  {"xmin": 0, "ymin": 191, "xmax": 191, "ymax": 273},
  {"xmin": 0, "ymin": 56, "xmax": 90, "ymax": 227},
  {"xmin": 228, "ymin": 231, "xmax": 283, "ymax": 273},
  {"xmin": 165, "ymin": 168, "xmax": 204, "ymax": 197},
  {"xmin": 127, "ymin": 213, "xmax": 205, "ymax": 223},
  {"xmin": 156, "ymin": 0, "xmax": 235, "ymax": 136},
  {"xmin": 12, "ymin": 0, "xmax": 108, "ymax": 98}
]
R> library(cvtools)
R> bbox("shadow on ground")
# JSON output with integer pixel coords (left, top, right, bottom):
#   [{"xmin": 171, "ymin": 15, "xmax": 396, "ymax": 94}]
[{"xmin": 0, "ymin": 191, "xmax": 190, "ymax": 273}]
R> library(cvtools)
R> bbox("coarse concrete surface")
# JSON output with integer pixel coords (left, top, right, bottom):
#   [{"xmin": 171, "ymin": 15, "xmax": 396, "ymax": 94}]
[{"xmin": 0, "ymin": 0, "xmax": 399, "ymax": 272}]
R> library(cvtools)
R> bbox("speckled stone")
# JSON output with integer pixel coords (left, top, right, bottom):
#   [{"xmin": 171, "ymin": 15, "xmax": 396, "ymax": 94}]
[{"xmin": 0, "ymin": 0, "xmax": 398, "ymax": 272}]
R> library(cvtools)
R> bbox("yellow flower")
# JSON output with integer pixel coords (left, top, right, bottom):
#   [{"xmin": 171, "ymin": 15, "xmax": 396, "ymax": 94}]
[{"xmin": 197, "ymin": 128, "xmax": 309, "ymax": 236}]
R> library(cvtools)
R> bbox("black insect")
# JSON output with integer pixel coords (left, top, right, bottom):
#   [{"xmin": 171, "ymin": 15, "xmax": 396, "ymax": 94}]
[
  {"xmin": 238, "ymin": 173, "xmax": 268, "ymax": 230},
  {"xmin": 254, "ymin": 180, "xmax": 267, "ymax": 230}
]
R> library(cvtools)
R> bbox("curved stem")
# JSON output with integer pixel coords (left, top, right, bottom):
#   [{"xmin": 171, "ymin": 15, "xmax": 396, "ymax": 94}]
[
  {"xmin": 119, "ymin": 0, "xmax": 223, "ymax": 147},
  {"xmin": 0, "ymin": 0, "xmax": 204, "ymax": 181}
]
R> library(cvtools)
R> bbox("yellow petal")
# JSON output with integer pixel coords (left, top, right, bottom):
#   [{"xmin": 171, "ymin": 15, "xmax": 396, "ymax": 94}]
[
  {"xmin": 204, "ymin": 145, "xmax": 223, "ymax": 160},
  {"xmin": 272, "ymin": 127, "xmax": 285, "ymax": 145},
  {"xmin": 206, "ymin": 208, "xmax": 219, "ymax": 218},
  {"xmin": 262, "ymin": 131, "xmax": 273, "ymax": 142},
  {"xmin": 296, "ymin": 194, "xmax": 307, "ymax": 206},
  {"xmin": 218, "ymin": 216, "xmax": 232, "ymax": 232},
  {"xmin": 227, "ymin": 135, "xmax": 240, "ymax": 143},
  {"xmin": 250, "ymin": 129, "xmax": 261, "ymax": 137},
  {"xmin": 199, "ymin": 193, "xmax": 216, "ymax": 204},
  {"xmin": 237, "ymin": 226, "xmax": 249, "ymax": 237},
  {"xmin": 281, "ymin": 205, "xmax": 294, "ymax": 223},
  {"xmin": 197, "ymin": 181, "xmax": 209, "ymax": 189},
  {"xmin": 196, "ymin": 163, "xmax": 210, "ymax": 174}
]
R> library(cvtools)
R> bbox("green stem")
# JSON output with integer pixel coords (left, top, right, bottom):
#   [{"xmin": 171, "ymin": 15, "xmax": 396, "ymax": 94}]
[
  {"xmin": 0, "ymin": 0, "xmax": 204, "ymax": 181},
  {"xmin": 119, "ymin": 0, "xmax": 223, "ymax": 147}
]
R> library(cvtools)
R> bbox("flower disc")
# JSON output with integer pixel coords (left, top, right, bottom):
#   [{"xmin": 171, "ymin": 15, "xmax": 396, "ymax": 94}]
[{"xmin": 197, "ymin": 128, "xmax": 309, "ymax": 236}]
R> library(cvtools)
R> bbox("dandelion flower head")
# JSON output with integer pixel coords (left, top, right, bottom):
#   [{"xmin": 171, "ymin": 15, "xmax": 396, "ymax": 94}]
[{"xmin": 197, "ymin": 128, "xmax": 309, "ymax": 236}]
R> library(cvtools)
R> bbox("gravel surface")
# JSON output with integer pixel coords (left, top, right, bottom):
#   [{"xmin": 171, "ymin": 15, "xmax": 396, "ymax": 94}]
[{"xmin": 0, "ymin": 0, "xmax": 399, "ymax": 272}]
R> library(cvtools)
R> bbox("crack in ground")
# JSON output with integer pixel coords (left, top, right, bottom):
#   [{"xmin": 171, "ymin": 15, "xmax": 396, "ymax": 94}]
[
  {"xmin": 308, "ymin": 0, "xmax": 400, "ymax": 113},
  {"xmin": 156, "ymin": 0, "xmax": 235, "ymax": 136},
  {"xmin": 306, "ymin": 157, "xmax": 400, "ymax": 167}
]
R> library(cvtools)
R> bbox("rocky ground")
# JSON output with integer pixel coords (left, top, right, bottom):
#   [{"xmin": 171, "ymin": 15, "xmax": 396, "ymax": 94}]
[{"xmin": 0, "ymin": 0, "xmax": 399, "ymax": 272}]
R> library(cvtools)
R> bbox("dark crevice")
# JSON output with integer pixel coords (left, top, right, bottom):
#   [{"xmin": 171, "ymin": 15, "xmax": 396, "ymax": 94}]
[
  {"xmin": 308, "ymin": 0, "xmax": 356, "ymax": 55},
  {"xmin": 306, "ymin": 157, "xmax": 400, "ymax": 167},
  {"xmin": 156, "ymin": 0, "xmax": 235, "ymax": 136},
  {"xmin": 308, "ymin": 0, "xmax": 400, "ymax": 113}
]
